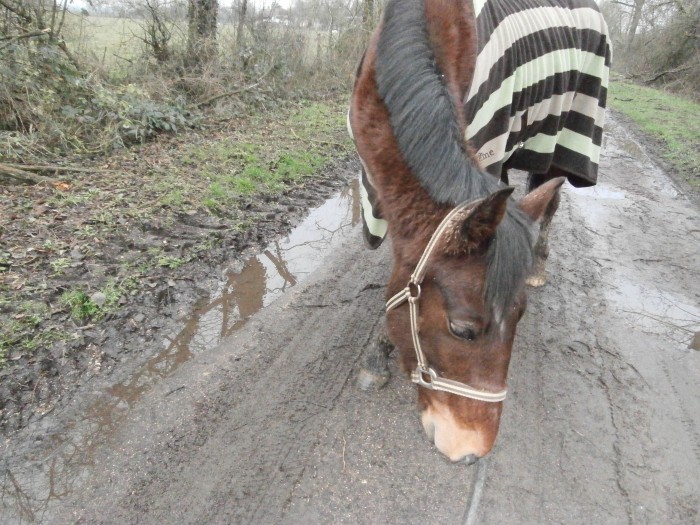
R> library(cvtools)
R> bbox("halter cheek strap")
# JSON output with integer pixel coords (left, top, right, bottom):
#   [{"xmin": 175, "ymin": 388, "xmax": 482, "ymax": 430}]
[{"xmin": 385, "ymin": 200, "xmax": 508, "ymax": 403}]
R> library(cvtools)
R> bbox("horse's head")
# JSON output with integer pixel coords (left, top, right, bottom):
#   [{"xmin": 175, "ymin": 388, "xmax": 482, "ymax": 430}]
[{"xmin": 385, "ymin": 179, "xmax": 564, "ymax": 463}]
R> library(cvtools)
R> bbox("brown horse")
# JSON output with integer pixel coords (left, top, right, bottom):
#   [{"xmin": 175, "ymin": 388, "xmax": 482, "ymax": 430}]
[{"xmin": 349, "ymin": 0, "xmax": 610, "ymax": 463}]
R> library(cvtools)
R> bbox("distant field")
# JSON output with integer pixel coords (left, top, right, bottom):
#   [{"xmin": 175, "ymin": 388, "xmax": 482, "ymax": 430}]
[
  {"xmin": 63, "ymin": 12, "xmax": 145, "ymax": 66},
  {"xmin": 62, "ymin": 12, "xmax": 332, "ymax": 70}
]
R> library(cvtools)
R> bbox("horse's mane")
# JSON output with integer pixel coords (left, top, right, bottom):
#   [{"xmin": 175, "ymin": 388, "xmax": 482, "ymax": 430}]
[{"xmin": 375, "ymin": 0, "xmax": 534, "ymax": 319}]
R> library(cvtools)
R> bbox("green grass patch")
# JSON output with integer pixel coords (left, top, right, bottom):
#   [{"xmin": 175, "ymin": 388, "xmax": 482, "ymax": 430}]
[
  {"xmin": 179, "ymin": 99, "xmax": 354, "ymax": 213},
  {"xmin": 609, "ymin": 78, "xmax": 700, "ymax": 186},
  {"xmin": 61, "ymin": 280, "xmax": 124, "ymax": 322},
  {"xmin": 0, "ymin": 301, "xmax": 55, "ymax": 367},
  {"xmin": 157, "ymin": 255, "xmax": 186, "ymax": 270}
]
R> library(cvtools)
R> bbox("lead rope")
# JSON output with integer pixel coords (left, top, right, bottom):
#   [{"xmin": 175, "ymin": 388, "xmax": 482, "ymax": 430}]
[{"xmin": 386, "ymin": 200, "xmax": 508, "ymax": 403}]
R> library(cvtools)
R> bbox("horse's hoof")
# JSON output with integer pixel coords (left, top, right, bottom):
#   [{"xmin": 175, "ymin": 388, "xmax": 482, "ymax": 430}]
[
  {"xmin": 357, "ymin": 368, "xmax": 390, "ymax": 391},
  {"xmin": 526, "ymin": 274, "xmax": 546, "ymax": 287}
]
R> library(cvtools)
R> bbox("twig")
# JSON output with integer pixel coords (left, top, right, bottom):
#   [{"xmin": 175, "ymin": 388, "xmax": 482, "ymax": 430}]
[
  {"xmin": 290, "ymin": 129, "xmax": 344, "ymax": 147},
  {"xmin": 193, "ymin": 63, "xmax": 276, "ymax": 108},
  {"xmin": 342, "ymin": 435, "xmax": 347, "ymax": 472},
  {"xmin": 621, "ymin": 309, "xmax": 695, "ymax": 333}
]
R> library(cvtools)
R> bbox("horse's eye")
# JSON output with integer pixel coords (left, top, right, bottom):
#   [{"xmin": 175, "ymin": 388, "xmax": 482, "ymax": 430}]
[{"xmin": 448, "ymin": 319, "xmax": 480, "ymax": 341}]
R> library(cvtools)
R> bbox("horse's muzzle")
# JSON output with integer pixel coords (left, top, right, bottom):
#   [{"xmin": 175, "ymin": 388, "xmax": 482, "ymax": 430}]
[{"xmin": 421, "ymin": 404, "xmax": 491, "ymax": 463}]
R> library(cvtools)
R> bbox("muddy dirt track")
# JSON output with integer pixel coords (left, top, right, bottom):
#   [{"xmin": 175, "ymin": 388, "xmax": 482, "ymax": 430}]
[{"xmin": 2, "ymin": 116, "xmax": 700, "ymax": 524}]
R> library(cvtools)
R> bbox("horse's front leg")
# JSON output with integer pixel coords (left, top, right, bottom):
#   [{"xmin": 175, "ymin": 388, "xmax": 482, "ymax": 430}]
[
  {"xmin": 357, "ymin": 326, "xmax": 394, "ymax": 390},
  {"xmin": 525, "ymin": 171, "xmax": 562, "ymax": 287}
]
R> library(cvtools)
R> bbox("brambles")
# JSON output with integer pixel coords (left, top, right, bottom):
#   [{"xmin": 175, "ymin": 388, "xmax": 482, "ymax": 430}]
[{"xmin": 0, "ymin": 1, "xmax": 368, "ymax": 165}]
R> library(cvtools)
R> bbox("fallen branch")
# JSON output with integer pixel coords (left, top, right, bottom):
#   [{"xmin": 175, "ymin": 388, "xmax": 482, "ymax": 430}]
[
  {"xmin": 0, "ymin": 163, "xmax": 51, "ymax": 184},
  {"xmin": 2, "ymin": 163, "xmax": 113, "ymax": 175},
  {"xmin": 645, "ymin": 65, "xmax": 693, "ymax": 84},
  {"xmin": 194, "ymin": 83, "xmax": 261, "ymax": 108},
  {"xmin": 192, "ymin": 63, "xmax": 275, "ymax": 108}
]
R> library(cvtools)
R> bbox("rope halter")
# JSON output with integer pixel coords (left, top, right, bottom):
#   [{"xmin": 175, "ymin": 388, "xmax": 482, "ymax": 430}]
[{"xmin": 385, "ymin": 199, "xmax": 508, "ymax": 403}]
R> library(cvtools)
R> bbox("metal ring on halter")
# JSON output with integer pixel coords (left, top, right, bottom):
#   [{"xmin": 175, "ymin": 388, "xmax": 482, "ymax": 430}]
[
  {"xmin": 384, "ymin": 197, "xmax": 508, "ymax": 403},
  {"xmin": 414, "ymin": 367, "xmax": 438, "ymax": 389}
]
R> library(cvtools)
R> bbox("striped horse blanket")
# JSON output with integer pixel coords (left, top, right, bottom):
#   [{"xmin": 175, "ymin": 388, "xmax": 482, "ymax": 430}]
[{"xmin": 358, "ymin": 0, "xmax": 611, "ymax": 247}]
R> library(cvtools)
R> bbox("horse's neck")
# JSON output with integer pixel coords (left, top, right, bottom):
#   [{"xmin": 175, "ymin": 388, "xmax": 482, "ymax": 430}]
[{"xmin": 382, "ymin": 184, "xmax": 449, "ymax": 257}]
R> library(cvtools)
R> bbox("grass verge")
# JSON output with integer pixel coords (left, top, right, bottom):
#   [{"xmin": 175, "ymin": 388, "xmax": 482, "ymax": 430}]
[
  {"xmin": 0, "ymin": 97, "xmax": 354, "ymax": 370},
  {"xmin": 608, "ymin": 78, "xmax": 700, "ymax": 187},
  {"xmin": 159, "ymin": 100, "xmax": 353, "ymax": 215}
]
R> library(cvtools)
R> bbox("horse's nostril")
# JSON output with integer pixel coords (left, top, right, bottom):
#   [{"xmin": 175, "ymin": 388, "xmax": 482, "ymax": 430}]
[{"xmin": 464, "ymin": 454, "xmax": 479, "ymax": 466}]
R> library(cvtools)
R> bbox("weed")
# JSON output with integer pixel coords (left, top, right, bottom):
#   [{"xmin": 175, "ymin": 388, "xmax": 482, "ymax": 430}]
[
  {"xmin": 60, "ymin": 280, "xmax": 123, "ymax": 321},
  {"xmin": 76, "ymin": 225, "xmax": 98, "ymax": 238},
  {"xmin": 276, "ymin": 151, "xmax": 324, "ymax": 180},
  {"xmin": 50, "ymin": 257, "xmax": 71, "ymax": 275},
  {"xmin": 0, "ymin": 301, "xmax": 55, "ymax": 366},
  {"xmin": 94, "ymin": 211, "xmax": 115, "ymax": 225},
  {"xmin": 18, "ymin": 301, "xmax": 48, "ymax": 327},
  {"xmin": 209, "ymin": 181, "xmax": 227, "ymax": 199},
  {"xmin": 61, "ymin": 290, "xmax": 100, "ymax": 321},
  {"xmin": 234, "ymin": 176, "xmax": 256, "ymax": 195},
  {"xmin": 235, "ymin": 143, "xmax": 261, "ymax": 163},
  {"xmin": 157, "ymin": 255, "xmax": 185, "ymax": 269},
  {"xmin": 241, "ymin": 165, "xmax": 270, "ymax": 181},
  {"xmin": 161, "ymin": 190, "xmax": 184, "ymax": 207},
  {"xmin": 203, "ymin": 197, "xmax": 220, "ymax": 212},
  {"xmin": 232, "ymin": 219, "xmax": 254, "ymax": 233}
]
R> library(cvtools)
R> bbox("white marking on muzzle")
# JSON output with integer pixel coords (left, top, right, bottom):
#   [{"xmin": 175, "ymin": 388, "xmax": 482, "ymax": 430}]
[{"xmin": 421, "ymin": 404, "xmax": 489, "ymax": 462}]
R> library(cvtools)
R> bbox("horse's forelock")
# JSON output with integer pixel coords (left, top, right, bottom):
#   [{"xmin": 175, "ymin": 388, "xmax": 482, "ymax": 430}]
[{"xmin": 375, "ymin": 0, "xmax": 534, "ymax": 316}]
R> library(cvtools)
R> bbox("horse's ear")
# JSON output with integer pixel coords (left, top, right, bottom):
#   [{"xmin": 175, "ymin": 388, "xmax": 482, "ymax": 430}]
[
  {"xmin": 460, "ymin": 187, "xmax": 514, "ymax": 247},
  {"xmin": 518, "ymin": 177, "xmax": 566, "ymax": 221},
  {"xmin": 441, "ymin": 187, "xmax": 514, "ymax": 254}
]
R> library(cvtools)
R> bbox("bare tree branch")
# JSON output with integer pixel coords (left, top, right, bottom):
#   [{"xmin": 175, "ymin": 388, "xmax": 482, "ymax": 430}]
[
  {"xmin": 0, "ymin": 0, "xmax": 32, "ymax": 23},
  {"xmin": 0, "ymin": 28, "xmax": 50, "ymax": 51}
]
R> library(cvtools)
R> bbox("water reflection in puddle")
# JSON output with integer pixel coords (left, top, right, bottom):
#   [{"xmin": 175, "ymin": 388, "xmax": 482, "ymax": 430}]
[
  {"xmin": 607, "ymin": 278, "xmax": 700, "ymax": 348},
  {"xmin": 177, "ymin": 185, "xmax": 362, "ymax": 356},
  {"xmin": 1, "ymin": 180, "xmax": 362, "ymax": 523},
  {"xmin": 570, "ymin": 184, "xmax": 626, "ymax": 200}
]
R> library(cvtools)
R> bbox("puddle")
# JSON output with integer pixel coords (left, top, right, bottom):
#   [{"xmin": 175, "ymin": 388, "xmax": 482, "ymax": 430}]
[
  {"xmin": 173, "ymin": 184, "xmax": 362, "ymax": 356},
  {"xmin": 567, "ymin": 182, "xmax": 627, "ymax": 233},
  {"xmin": 570, "ymin": 184, "xmax": 626, "ymax": 201},
  {"xmin": 606, "ymin": 277, "xmax": 700, "ymax": 349},
  {"xmin": 601, "ymin": 127, "xmax": 679, "ymax": 198},
  {"xmin": 618, "ymin": 137, "xmax": 645, "ymax": 159},
  {"xmin": 1, "ymin": 181, "xmax": 363, "ymax": 523}
]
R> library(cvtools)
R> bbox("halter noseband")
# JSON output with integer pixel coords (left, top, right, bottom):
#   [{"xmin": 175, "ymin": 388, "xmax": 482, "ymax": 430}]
[{"xmin": 385, "ymin": 200, "xmax": 508, "ymax": 403}]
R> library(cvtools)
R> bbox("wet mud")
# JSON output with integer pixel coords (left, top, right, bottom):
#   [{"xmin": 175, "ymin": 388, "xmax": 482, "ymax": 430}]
[{"xmin": 2, "ymin": 116, "xmax": 700, "ymax": 524}]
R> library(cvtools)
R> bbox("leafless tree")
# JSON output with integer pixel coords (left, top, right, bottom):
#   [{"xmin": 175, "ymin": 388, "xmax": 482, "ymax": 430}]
[
  {"xmin": 187, "ymin": 0, "xmax": 218, "ymax": 63},
  {"xmin": 602, "ymin": 0, "xmax": 699, "ymax": 94},
  {"xmin": 236, "ymin": 0, "xmax": 247, "ymax": 47}
]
